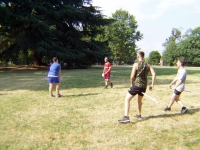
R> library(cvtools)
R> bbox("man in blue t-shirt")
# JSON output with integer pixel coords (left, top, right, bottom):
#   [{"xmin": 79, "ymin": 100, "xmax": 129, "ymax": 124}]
[{"xmin": 48, "ymin": 57, "xmax": 62, "ymax": 97}]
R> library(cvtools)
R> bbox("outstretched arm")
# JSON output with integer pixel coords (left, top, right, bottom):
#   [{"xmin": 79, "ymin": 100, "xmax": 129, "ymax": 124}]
[{"xmin": 169, "ymin": 76, "xmax": 178, "ymax": 89}]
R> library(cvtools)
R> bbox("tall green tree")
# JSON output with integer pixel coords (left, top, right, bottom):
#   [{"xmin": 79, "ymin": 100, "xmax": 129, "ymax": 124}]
[
  {"xmin": 178, "ymin": 27, "xmax": 200, "ymax": 65},
  {"xmin": 163, "ymin": 27, "xmax": 200, "ymax": 66},
  {"xmin": 162, "ymin": 28, "xmax": 181, "ymax": 65},
  {"xmin": 149, "ymin": 51, "xmax": 161, "ymax": 65},
  {"xmin": 105, "ymin": 9, "xmax": 142, "ymax": 65},
  {"xmin": 0, "ymin": 0, "xmax": 112, "ymax": 67}
]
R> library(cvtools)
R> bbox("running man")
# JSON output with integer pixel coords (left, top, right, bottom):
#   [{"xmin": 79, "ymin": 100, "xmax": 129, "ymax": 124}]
[
  {"xmin": 48, "ymin": 57, "xmax": 62, "ymax": 97},
  {"xmin": 163, "ymin": 58, "xmax": 188, "ymax": 114},
  {"xmin": 103, "ymin": 57, "xmax": 113, "ymax": 88},
  {"xmin": 118, "ymin": 51, "xmax": 156, "ymax": 123}
]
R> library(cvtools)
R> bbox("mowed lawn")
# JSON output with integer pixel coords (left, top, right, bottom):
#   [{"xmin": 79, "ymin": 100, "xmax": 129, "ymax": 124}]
[{"xmin": 0, "ymin": 66, "xmax": 200, "ymax": 150}]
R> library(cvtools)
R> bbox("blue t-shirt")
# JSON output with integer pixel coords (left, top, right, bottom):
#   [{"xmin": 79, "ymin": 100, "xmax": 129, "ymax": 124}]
[{"xmin": 48, "ymin": 62, "xmax": 61, "ymax": 77}]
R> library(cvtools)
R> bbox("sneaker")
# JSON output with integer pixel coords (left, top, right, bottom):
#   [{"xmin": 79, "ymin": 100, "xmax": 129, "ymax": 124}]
[
  {"xmin": 50, "ymin": 94, "xmax": 55, "ymax": 98},
  {"xmin": 56, "ymin": 94, "xmax": 62, "ymax": 97},
  {"xmin": 134, "ymin": 114, "xmax": 142, "ymax": 120},
  {"xmin": 118, "ymin": 116, "xmax": 130, "ymax": 123},
  {"xmin": 181, "ymin": 107, "xmax": 188, "ymax": 114},
  {"xmin": 110, "ymin": 83, "xmax": 113, "ymax": 88},
  {"xmin": 104, "ymin": 85, "xmax": 108, "ymax": 89},
  {"xmin": 164, "ymin": 106, "xmax": 171, "ymax": 112}
]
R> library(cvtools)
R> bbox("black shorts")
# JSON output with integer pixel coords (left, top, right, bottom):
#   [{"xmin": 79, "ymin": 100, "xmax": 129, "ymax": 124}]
[
  {"xmin": 128, "ymin": 85, "xmax": 146, "ymax": 96},
  {"xmin": 174, "ymin": 89, "xmax": 181, "ymax": 95}
]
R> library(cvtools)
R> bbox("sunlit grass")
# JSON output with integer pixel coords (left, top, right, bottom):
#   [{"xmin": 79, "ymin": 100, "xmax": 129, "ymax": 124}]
[{"xmin": 0, "ymin": 66, "xmax": 200, "ymax": 149}]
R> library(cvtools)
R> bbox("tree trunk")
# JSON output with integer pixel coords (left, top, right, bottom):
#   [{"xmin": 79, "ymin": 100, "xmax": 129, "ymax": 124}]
[
  {"xmin": 119, "ymin": 57, "xmax": 122, "ymax": 65},
  {"xmin": 33, "ymin": 52, "xmax": 42, "ymax": 66},
  {"xmin": 24, "ymin": 49, "xmax": 29, "ymax": 65}
]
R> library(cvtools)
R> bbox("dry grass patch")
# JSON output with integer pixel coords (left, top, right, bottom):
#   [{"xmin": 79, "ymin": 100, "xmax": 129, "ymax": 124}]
[{"xmin": 0, "ymin": 66, "xmax": 200, "ymax": 149}]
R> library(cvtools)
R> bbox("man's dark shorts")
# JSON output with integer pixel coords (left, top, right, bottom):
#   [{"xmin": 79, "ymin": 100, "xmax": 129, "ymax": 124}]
[
  {"xmin": 174, "ymin": 89, "xmax": 181, "ymax": 95},
  {"xmin": 128, "ymin": 85, "xmax": 146, "ymax": 96}
]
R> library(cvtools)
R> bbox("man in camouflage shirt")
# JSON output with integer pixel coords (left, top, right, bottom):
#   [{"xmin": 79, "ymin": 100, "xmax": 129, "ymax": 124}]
[{"xmin": 118, "ymin": 51, "xmax": 156, "ymax": 123}]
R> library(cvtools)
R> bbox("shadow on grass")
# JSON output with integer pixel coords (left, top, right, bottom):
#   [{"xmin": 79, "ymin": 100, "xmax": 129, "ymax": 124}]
[
  {"xmin": 65, "ymin": 93, "xmax": 100, "ymax": 97},
  {"xmin": 125, "ymin": 108, "xmax": 200, "ymax": 124},
  {"xmin": 146, "ymin": 108, "xmax": 200, "ymax": 118}
]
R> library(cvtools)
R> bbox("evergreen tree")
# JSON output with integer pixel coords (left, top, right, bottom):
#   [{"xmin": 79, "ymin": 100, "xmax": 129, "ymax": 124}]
[{"xmin": 0, "ymin": 0, "xmax": 112, "ymax": 67}]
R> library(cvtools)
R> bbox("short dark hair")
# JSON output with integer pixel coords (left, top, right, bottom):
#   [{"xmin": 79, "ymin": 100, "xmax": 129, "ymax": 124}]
[
  {"xmin": 138, "ymin": 51, "xmax": 145, "ymax": 58},
  {"xmin": 53, "ymin": 57, "xmax": 58, "ymax": 62},
  {"xmin": 178, "ymin": 58, "xmax": 185, "ymax": 66}
]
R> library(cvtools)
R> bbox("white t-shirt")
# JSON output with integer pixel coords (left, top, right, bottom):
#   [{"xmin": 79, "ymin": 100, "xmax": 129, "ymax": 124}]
[{"xmin": 176, "ymin": 68, "xmax": 187, "ymax": 92}]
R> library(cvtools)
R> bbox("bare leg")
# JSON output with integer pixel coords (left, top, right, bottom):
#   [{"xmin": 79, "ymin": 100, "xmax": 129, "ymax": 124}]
[
  {"xmin": 168, "ymin": 94, "xmax": 180, "ymax": 108},
  {"xmin": 56, "ymin": 83, "xmax": 60, "ymax": 95},
  {"xmin": 105, "ymin": 79, "xmax": 111, "ymax": 87},
  {"xmin": 176, "ymin": 100, "xmax": 184, "ymax": 107},
  {"xmin": 107, "ymin": 79, "xmax": 111, "ymax": 84},
  {"xmin": 49, "ymin": 83, "xmax": 54, "ymax": 96},
  {"xmin": 137, "ymin": 95, "xmax": 143, "ymax": 115},
  {"xmin": 105, "ymin": 79, "xmax": 108, "ymax": 86},
  {"xmin": 124, "ymin": 92, "xmax": 134, "ymax": 116}
]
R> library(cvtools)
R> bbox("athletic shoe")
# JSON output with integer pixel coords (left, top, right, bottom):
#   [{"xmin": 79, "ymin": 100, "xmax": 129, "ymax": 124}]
[
  {"xmin": 164, "ymin": 106, "xmax": 171, "ymax": 111},
  {"xmin": 56, "ymin": 94, "xmax": 62, "ymax": 97},
  {"xmin": 134, "ymin": 114, "xmax": 142, "ymax": 120},
  {"xmin": 111, "ymin": 83, "xmax": 113, "ymax": 88},
  {"xmin": 50, "ymin": 95, "xmax": 55, "ymax": 98},
  {"xmin": 104, "ymin": 85, "xmax": 108, "ymax": 89},
  {"xmin": 181, "ymin": 107, "xmax": 188, "ymax": 114},
  {"xmin": 118, "ymin": 116, "xmax": 130, "ymax": 123}
]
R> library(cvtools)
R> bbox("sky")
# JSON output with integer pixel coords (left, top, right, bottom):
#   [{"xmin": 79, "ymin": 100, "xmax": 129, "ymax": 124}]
[{"xmin": 92, "ymin": 0, "xmax": 200, "ymax": 57}]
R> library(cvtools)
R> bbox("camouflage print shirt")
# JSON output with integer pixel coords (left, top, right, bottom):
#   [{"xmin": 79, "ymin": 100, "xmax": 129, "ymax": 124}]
[{"xmin": 134, "ymin": 61, "xmax": 150, "ymax": 89}]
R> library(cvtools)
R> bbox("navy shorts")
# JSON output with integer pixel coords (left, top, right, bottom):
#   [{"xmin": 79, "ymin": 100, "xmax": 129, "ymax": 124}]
[
  {"xmin": 48, "ymin": 77, "xmax": 59, "ymax": 84},
  {"xmin": 174, "ymin": 89, "xmax": 181, "ymax": 95},
  {"xmin": 128, "ymin": 85, "xmax": 146, "ymax": 96}
]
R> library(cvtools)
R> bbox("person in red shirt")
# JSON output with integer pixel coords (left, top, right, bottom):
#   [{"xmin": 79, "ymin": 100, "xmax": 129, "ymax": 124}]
[{"xmin": 103, "ymin": 57, "xmax": 113, "ymax": 88}]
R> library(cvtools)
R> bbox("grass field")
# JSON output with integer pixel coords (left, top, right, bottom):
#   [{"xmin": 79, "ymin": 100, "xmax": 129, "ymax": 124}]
[{"xmin": 0, "ymin": 66, "xmax": 200, "ymax": 150}]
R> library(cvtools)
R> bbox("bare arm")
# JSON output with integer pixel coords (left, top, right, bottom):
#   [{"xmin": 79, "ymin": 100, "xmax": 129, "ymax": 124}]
[
  {"xmin": 169, "ymin": 76, "xmax": 178, "ymax": 89},
  {"xmin": 130, "ymin": 63, "xmax": 137, "ymax": 86},
  {"xmin": 149, "ymin": 65, "xmax": 156, "ymax": 90},
  {"xmin": 58, "ymin": 70, "xmax": 61, "ymax": 79},
  {"xmin": 105, "ymin": 67, "xmax": 111, "ymax": 75},
  {"xmin": 170, "ymin": 78, "xmax": 182, "ymax": 90},
  {"xmin": 174, "ymin": 80, "xmax": 183, "ymax": 89}
]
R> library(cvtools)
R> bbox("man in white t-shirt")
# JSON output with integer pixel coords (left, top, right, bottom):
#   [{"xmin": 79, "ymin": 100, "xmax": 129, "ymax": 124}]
[{"xmin": 164, "ymin": 58, "xmax": 188, "ymax": 114}]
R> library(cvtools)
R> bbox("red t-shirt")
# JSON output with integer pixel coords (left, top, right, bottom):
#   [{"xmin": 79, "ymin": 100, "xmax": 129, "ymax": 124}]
[{"xmin": 104, "ymin": 62, "xmax": 111, "ymax": 73}]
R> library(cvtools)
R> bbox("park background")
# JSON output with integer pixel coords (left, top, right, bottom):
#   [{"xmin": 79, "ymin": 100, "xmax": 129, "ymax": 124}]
[
  {"xmin": 0, "ymin": 66, "xmax": 200, "ymax": 149},
  {"xmin": 0, "ymin": 0, "xmax": 200, "ymax": 67},
  {"xmin": 0, "ymin": 0, "xmax": 200, "ymax": 149}
]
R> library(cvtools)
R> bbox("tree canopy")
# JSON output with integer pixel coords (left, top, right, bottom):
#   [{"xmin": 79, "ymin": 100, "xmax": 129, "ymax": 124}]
[
  {"xmin": 163, "ymin": 27, "xmax": 200, "ymax": 66},
  {"xmin": 0, "ymin": 0, "xmax": 112, "ymax": 67},
  {"xmin": 105, "ymin": 9, "xmax": 142, "ymax": 65},
  {"xmin": 149, "ymin": 51, "xmax": 161, "ymax": 65}
]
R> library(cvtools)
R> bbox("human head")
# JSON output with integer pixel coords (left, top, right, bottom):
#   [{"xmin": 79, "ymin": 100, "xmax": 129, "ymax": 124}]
[
  {"xmin": 53, "ymin": 57, "xmax": 58, "ymax": 62},
  {"xmin": 177, "ymin": 58, "xmax": 185, "ymax": 67},
  {"xmin": 137, "ymin": 51, "xmax": 145, "ymax": 59},
  {"xmin": 104, "ymin": 57, "xmax": 108, "ymax": 62}
]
